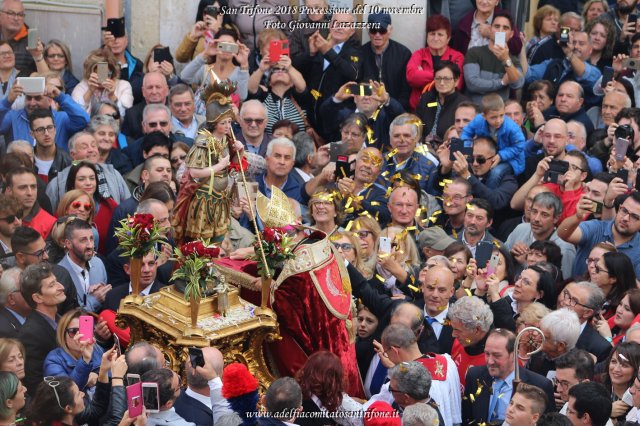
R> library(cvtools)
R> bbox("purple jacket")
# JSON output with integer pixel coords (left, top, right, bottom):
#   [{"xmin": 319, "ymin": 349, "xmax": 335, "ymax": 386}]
[{"xmin": 450, "ymin": 7, "xmax": 523, "ymax": 56}]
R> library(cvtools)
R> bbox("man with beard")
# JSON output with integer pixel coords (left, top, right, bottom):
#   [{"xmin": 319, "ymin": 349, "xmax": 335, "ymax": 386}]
[
  {"xmin": 335, "ymin": 147, "xmax": 390, "ymax": 226},
  {"xmin": 607, "ymin": 0, "xmax": 640, "ymax": 51},
  {"xmin": 558, "ymin": 191, "xmax": 640, "ymax": 277},
  {"xmin": 434, "ymin": 178, "xmax": 473, "ymax": 238},
  {"xmin": 57, "ymin": 218, "xmax": 110, "ymax": 313},
  {"xmin": 522, "ymin": 118, "xmax": 570, "ymax": 183},
  {"xmin": 457, "ymin": 198, "xmax": 501, "ymax": 256}
]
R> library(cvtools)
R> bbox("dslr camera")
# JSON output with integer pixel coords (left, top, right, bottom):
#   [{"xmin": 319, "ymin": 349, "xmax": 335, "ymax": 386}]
[{"xmin": 615, "ymin": 124, "xmax": 635, "ymax": 141}]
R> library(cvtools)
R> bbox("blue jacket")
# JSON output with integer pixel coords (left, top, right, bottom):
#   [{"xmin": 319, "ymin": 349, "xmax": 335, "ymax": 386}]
[
  {"xmin": 461, "ymin": 114, "xmax": 526, "ymax": 176},
  {"xmin": 0, "ymin": 92, "xmax": 89, "ymax": 151},
  {"xmin": 43, "ymin": 345, "xmax": 104, "ymax": 389},
  {"xmin": 382, "ymin": 151, "xmax": 438, "ymax": 195}
]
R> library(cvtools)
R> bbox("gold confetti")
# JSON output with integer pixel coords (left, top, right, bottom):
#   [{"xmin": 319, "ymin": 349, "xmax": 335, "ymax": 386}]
[
  {"xmin": 465, "ymin": 288, "xmax": 472, "ymax": 297},
  {"xmin": 345, "ymin": 221, "xmax": 354, "ymax": 231},
  {"xmin": 376, "ymin": 274, "xmax": 385, "ymax": 282},
  {"xmin": 310, "ymin": 89, "xmax": 322, "ymax": 100},
  {"xmin": 466, "ymin": 203, "xmax": 475, "ymax": 210},
  {"xmin": 371, "ymin": 201, "xmax": 380, "ymax": 206},
  {"xmin": 408, "ymin": 284, "xmax": 420, "ymax": 292}
]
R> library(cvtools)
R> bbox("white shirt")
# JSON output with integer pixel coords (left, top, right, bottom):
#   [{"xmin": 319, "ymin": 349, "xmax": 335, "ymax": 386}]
[
  {"xmin": 185, "ymin": 387, "xmax": 212, "ymax": 409},
  {"xmin": 128, "ymin": 282, "xmax": 154, "ymax": 297},
  {"xmin": 423, "ymin": 306, "xmax": 449, "ymax": 339},
  {"xmin": 364, "ymin": 354, "xmax": 382, "ymax": 399}
]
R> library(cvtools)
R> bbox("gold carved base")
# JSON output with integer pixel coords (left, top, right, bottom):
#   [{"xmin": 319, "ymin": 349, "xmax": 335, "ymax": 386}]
[
  {"xmin": 116, "ymin": 285, "xmax": 279, "ymax": 390},
  {"xmin": 123, "ymin": 294, "xmax": 144, "ymax": 306}
]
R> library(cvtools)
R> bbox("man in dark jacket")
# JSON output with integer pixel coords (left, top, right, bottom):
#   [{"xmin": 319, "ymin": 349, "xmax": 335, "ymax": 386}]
[
  {"xmin": 360, "ymin": 13, "xmax": 411, "ymax": 110},
  {"xmin": 29, "ymin": 109, "xmax": 71, "ymax": 183},
  {"xmin": 294, "ymin": 13, "xmax": 363, "ymax": 134}
]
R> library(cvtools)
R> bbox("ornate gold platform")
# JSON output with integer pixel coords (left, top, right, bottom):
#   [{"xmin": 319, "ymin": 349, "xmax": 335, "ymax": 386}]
[{"xmin": 116, "ymin": 284, "xmax": 280, "ymax": 390}]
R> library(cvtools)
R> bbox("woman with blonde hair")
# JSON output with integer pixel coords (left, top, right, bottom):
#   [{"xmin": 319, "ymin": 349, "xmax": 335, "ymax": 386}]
[
  {"xmin": 71, "ymin": 47, "xmax": 133, "ymax": 118},
  {"xmin": 526, "ymin": 5, "xmax": 561, "ymax": 63},
  {"xmin": 308, "ymin": 189, "xmax": 344, "ymax": 236},
  {"xmin": 44, "ymin": 39, "xmax": 79, "ymax": 93},
  {"xmin": 43, "ymin": 309, "xmax": 103, "ymax": 390},
  {"xmin": 0, "ymin": 339, "xmax": 25, "ymax": 381},
  {"xmin": 352, "ymin": 216, "xmax": 382, "ymax": 276},
  {"xmin": 582, "ymin": 0, "xmax": 609, "ymax": 24},
  {"xmin": 376, "ymin": 226, "xmax": 420, "ymax": 298},
  {"xmin": 330, "ymin": 231, "xmax": 370, "ymax": 278}
]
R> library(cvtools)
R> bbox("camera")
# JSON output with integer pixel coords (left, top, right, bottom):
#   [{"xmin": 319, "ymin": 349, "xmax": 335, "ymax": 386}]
[
  {"xmin": 615, "ymin": 124, "xmax": 635, "ymax": 141},
  {"xmin": 204, "ymin": 5, "xmax": 221, "ymax": 16}
]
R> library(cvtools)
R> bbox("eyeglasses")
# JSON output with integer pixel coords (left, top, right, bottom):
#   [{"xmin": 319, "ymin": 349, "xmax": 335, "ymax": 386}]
[
  {"xmin": 108, "ymin": 111, "xmax": 120, "ymax": 120},
  {"xmin": 471, "ymin": 155, "xmax": 495, "ymax": 165},
  {"xmin": 21, "ymin": 248, "xmax": 46, "ymax": 259},
  {"xmin": 43, "ymin": 376, "xmax": 64, "ymax": 410},
  {"xmin": 568, "ymin": 164, "xmax": 584, "ymax": 172},
  {"xmin": 0, "ymin": 51, "xmax": 14, "ymax": 58},
  {"xmin": 0, "ymin": 212, "xmax": 22, "ymax": 223},
  {"xmin": 171, "ymin": 154, "xmax": 187, "ymax": 164},
  {"xmin": 562, "ymin": 289, "xmax": 594, "ymax": 310},
  {"xmin": 443, "ymin": 194, "xmax": 468, "ymax": 202},
  {"xmin": 71, "ymin": 201, "xmax": 92, "ymax": 211},
  {"xmin": 33, "ymin": 125, "xmax": 55, "ymax": 135},
  {"xmin": 46, "ymin": 53, "xmax": 65, "ymax": 59},
  {"xmin": 619, "ymin": 205, "xmax": 640, "ymax": 222},
  {"xmin": 65, "ymin": 327, "xmax": 79, "ymax": 338},
  {"xmin": 585, "ymin": 257, "xmax": 600, "ymax": 265},
  {"xmin": 355, "ymin": 230, "xmax": 372, "ymax": 239},
  {"xmin": 147, "ymin": 121, "xmax": 169, "ymax": 128},
  {"xmin": 271, "ymin": 67, "xmax": 287, "ymax": 73},
  {"xmin": 242, "ymin": 118, "xmax": 265, "ymax": 125},
  {"xmin": 0, "ymin": 10, "xmax": 25, "ymax": 18},
  {"xmin": 333, "ymin": 242, "xmax": 354, "ymax": 251},
  {"xmin": 369, "ymin": 28, "xmax": 388, "ymax": 35},
  {"xmin": 434, "ymin": 76, "xmax": 454, "ymax": 82},
  {"xmin": 594, "ymin": 264, "xmax": 610, "ymax": 275}
]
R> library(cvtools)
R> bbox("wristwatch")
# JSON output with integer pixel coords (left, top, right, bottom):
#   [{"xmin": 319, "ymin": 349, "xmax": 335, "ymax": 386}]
[{"xmin": 503, "ymin": 59, "xmax": 513, "ymax": 68}]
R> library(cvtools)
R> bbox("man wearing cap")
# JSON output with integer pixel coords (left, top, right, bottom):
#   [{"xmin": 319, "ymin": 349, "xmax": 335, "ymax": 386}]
[
  {"xmin": 418, "ymin": 227, "xmax": 456, "ymax": 262},
  {"xmin": 361, "ymin": 13, "xmax": 412, "ymax": 110}
]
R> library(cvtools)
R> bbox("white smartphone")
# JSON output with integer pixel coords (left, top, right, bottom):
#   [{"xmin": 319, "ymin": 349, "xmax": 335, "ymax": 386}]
[
  {"xmin": 379, "ymin": 237, "xmax": 392, "ymax": 254},
  {"xmin": 27, "ymin": 28, "xmax": 38, "ymax": 50},
  {"xmin": 623, "ymin": 388, "xmax": 634, "ymax": 406},
  {"xmin": 126, "ymin": 373, "xmax": 141, "ymax": 386},
  {"xmin": 142, "ymin": 382, "xmax": 160, "ymax": 413},
  {"xmin": 495, "ymin": 31, "xmax": 506, "ymax": 47},
  {"xmin": 17, "ymin": 77, "xmax": 45, "ymax": 95},
  {"xmin": 487, "ymin": 253, "xmax": 500, "ymax": 276}
]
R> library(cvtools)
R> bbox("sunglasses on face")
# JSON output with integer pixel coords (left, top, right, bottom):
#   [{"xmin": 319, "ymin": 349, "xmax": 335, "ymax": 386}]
[
  {"xmin": 65, "ymin": 327, "xmax": 79, "ymax": 337},
  {"xmin": 472, "ymin": 155, "xmax": 495, "ymax": 165},
  {"xmin": 71, "ymin": 201, "xmax": 92, "ymax": 211},
  {"xmin": 369, "ymin": 28, "xmax": 388, "ymax": 35},
  {"xmin": 0, "ymin": 211, "xmax": 22, "ymax": 223},
  {"xmin": 171, "ymin": 154, "xmax": 187, "ymax": 164},
  {"xmin": 243, "ymin": 118, "xmax": 265, "ymax": 125},
  {"xmin": 332, "ymin": 242, "xmax": 354, "ymax": 251},
  {"xmin": 147, "ymin": 121, "xmax": 169, "ymax": 128},
  {"xmin": 355, "ymin": 230, "xmax": 373, "ymax": 239}
]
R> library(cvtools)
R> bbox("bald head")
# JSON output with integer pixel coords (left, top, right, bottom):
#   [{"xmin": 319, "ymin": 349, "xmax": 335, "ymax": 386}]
[
  {"xmin": 602, "ymin": 91, "xmax": 632, "ymax": 126},
  {"xmin": 542, "ymin": 118, "xmax": 568, "ymax": 157},
  {"xmin": 142, "ymin": 72, "xmax": 169, "ymax": 104},
  {"xmin": 187, "ymin": 347, "xmax": 225, "ymax": 390},
  {"xmin": 422, "ymin": 266, "xmax": 455, "ymax": 317},
  {"xmin": 391, "ymin": 302, "xmax": 424, "ymax": 334}
]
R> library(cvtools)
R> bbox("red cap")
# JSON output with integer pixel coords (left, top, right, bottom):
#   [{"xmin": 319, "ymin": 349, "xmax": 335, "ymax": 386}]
[
  {"xmin": 364, "ymin": 401, "xmax": 401, "ymax": 426},
  {"xmin": 221, "ymin": 363, "xmax": 259, "ymax": 399}
]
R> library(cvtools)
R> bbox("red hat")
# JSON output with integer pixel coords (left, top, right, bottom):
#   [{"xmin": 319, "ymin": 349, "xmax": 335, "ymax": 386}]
[
  {"xmin": 364, "ymin": 401, "xmax": 401, "ymax": 426},
  {"xmin": 221, "ymin": 363, "xmax": 259, "ymax": 399}
]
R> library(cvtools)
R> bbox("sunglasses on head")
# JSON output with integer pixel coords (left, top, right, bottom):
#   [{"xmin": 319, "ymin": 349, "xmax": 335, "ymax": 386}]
[{"xmin": 71, "ymin": 201, "xmax": 92, "ymax": 211}]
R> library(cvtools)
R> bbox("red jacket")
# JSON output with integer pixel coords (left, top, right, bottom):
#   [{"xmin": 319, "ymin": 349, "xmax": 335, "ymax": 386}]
[{"xmin": 406, "ymin": 46, "xmax": 465, "ymax": 110}]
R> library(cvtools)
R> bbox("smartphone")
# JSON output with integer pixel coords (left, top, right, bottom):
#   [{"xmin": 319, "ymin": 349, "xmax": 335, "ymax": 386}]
[
  {"xmin": 329, "ymin": 141, "xmax": 348, "ymax": 162},
  {"xmin": 78, "ymin": 315, "xmax": 94, "ymax": 343},
  {"xmin": 615, "ymin": 137, "xmax": 630, "ymax": 161},
  {"xmin": 204, "ymin": 30, "xmax": 215, "ymax": 45},
  {"xmin": 494, "ymin": 31, "xmax": 506, "ymax": 47},
  {"xmin": 113, "ymin": 333, "xmax": 122, "ymax": 357},
  {"xmin": 16, "ymin": 77, "xmax": 45, "ymax": 95},
  {"xmin": 153, "ymin": 47, "xmax": 172, "ymax": 64},
  {"xmin": 559, "ymin": 27, "xmax": 570, "ymax": 46},
  {"xmin": 126, "ymin": 373, "xmax": 141, "ymax": 386},
  {"xmin": 549, "ymin": 159, "xmax": 570, "ymax": 174},
  {"xmin": 347, "ymin": 83, "xmax": 373, "ymax": 97},
  {"xmin": 449, "ymin": 138, "xmax": 473, "ymax": 161},
  {"xmin": 142, "ymin": 382, "xmax": 160, "ymax": 413},
  {"xmin": 126, "ymin": 382, "xmax": 143, "ymax": 417},
  {"xmin": 335, "ymin": 155, "xmax": 351, "ymax": 179},
  {"xmin": 475, "ymin": 241, "xmax": 494, "ymax": 269},
  {"xmin": 601, "ymin": 66, "xmax": 614, "ymax": 88},
  {"xmin": 188, "ymin": 347, "xmax": 205, "ymax": 369},
  {"xmin": 617, "ymin": 168, "xmax": 629, "ymax": 184},
  {"xmin": 379, "ymin": 236, "xmax": 392, "ymax": 254},
  {"xmin": 269, "ymin": 40, "xmax": 289, "ymax": 63},
  {"xmin": 585, "ymin": 198, "xmax": 603, "ymax": 215},
  {"xmin": 623, "ymin": 388, "xmax": 634, "ymax": 406},
  {"xmin": 486, "ymin": 253, "xmax": 500, "ymax": 276},
  {"xmin": 630, "ymin": 14, "xmax": 638, "ymax": 32},
  {"xmin": 622, "ymin": 57, "xmax": 640, "ymax": 70},
  {"xmin": 218, "ymin": 41, "xmax": 239, "ymax": 54},
  {"xmin": 27, "ymin": 28, "xmax": 38, "ymax": 50},
  {"xmin": 96, "ymin": 62, "xmax": 110, "ymax": 83},
  {"xmin": 102, "ymin": 17, "xmax": 125, "ymax": 38}
]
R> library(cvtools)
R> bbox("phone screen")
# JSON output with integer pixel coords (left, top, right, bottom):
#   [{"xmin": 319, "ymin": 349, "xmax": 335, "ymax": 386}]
[
  {"xmin": 142, "ymin": 384, "xmax": 159, "ymax": 412},
  {"xmin": 615, "ymin": 137, "xmax": 630, "ymax": 161}
]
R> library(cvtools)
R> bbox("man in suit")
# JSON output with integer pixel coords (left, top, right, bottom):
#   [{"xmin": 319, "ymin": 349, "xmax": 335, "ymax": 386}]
[
  {"xmin": 57, "ymin": 219, "xmax": 110, "ymax": 313},
  {"xmin": 0, "ymin": 267, "xmax": 30, "ymax": 337},
  {"xmin": 18, "ymin": 262, "xmax": 67, "ymax": 392},
  {"xmin": 463, "ymin": 328, "xmax": 554, "ymax": 426},
  {"xmin": 0, "ymin": 193, "xmax": 23, "ymax": 269},
  {"xmin": 102, "ymin": 251, "xmax": 165, "ymax": 312},
  {"xmin": 174, "ymin": 347, "xmax": 226, "ymax": 426},
  {"xmin": 555, "ymin": 349, "xmax": 595, "ymax": 413},
  {"xmin": 559, "ymin": 281, "xmax": 613, "ymax": 363}
]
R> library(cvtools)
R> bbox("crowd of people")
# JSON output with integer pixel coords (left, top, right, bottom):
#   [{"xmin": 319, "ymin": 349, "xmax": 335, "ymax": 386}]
[{"xmin": 1, "ymin": 0, "xmax": 640, "ymax": 424}]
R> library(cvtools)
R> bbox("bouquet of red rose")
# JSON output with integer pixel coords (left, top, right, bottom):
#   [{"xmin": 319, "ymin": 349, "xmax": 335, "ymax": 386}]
[
  {"xmin": 172, "ymin": 239, "xmax": 224, "ymax": 301},
  {"xmin": 253, "ymin": 227, "xmax": 296, "ymax": 279},
  {"xmin": 114, "ymin": 213, "xmax": 167, "ymax": 258}
]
